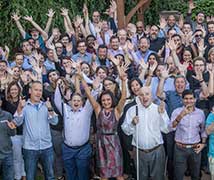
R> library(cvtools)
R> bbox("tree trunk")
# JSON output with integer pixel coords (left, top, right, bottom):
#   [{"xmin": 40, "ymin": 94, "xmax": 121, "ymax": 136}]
[{"xmin": 116, "ymin": 0, "xmax": 126, "ymax": 28}]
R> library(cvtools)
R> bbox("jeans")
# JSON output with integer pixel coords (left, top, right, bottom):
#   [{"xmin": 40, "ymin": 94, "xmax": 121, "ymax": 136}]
[
  {"xmin": 62, "ymin": 143, "xmax": 92, "ymax": 180},
  {"xmin": 23, "ymin": 147, "xmax": 55, "ymax": 180},
  {"xmin": 174, "ymin": 144, "xmax": 201, "ymax": 180},
  {"xmin": 11, "ymin": 135, "xmax": 26, "ymax": 179},
  {"xmin": 0, "ymin": 153, "xmax": 14, "ymax": 180}
]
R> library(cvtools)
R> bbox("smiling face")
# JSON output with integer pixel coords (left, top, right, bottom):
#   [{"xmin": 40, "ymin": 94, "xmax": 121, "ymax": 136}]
[
  {"xmin": 101, "ymin": 94, "xmax": 113, "ymax": 110},
  {"xmin": 183, "ymin": 93, "xmax": 195, "ymax": 108},
  {"xmin": 81, "ymin": 63, "xmax": 90, "ymax": 76},
  {"xmin": 29, "ymin": 82, "xmax": 43, "ymax": 104},
  {"xmin": 103, "ymin": 79, "xmax": 116, "ymax": 93},
  {"xmin": 70, "ymin": 94, "xmax": 83, "ymax": 111},
  {"xmin": 130, "ymin": 80, "xmax": 142, "ymax": 96},
  {"xmin": 174, "ymin": 77, "xmax": 186, "ymax": 95},
  {"xmin": 138, "ymin": 87, "xmax": 152, "ymax": 108},
  {"xmin": 9, "ymin": 84, "xmax": 19, "ymax": 99}
]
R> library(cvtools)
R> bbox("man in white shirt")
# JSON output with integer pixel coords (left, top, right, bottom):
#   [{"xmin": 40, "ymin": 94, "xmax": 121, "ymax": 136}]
[{"xmin": 122, "ymin": 86, "xmax": 170, "ymax": 180}]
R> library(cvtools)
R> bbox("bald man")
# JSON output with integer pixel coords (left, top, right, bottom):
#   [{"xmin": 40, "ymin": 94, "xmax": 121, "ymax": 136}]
[{"xmin": 122, "ymin": 87, "xmax": 170, "ymax": 180}]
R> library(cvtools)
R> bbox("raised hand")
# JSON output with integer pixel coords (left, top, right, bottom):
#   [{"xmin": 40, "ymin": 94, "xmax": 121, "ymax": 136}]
[
  {"xmin": 167, "ymin": 39, "xmax": 177, "ymax": 51},
  {"xmin": 74, "ymin": 15, "xmax": 83, "ymax": 28},
  {"xmin": 92, "ymin": 76, "xmax": 101, "ymax": 90},
  {"xmin": 83, "ymin": 3, "xmax": 89, "ymax": 17},
  {"xmin": 45, "ymin": 97, "xmax": 53, "ymax": 110},
  {"xmin": 178, "ymin": 14, "xmax": 184, "ymax": 29},
  {"xmin": 139, "ymin": 58, "xmax": 149, "ymax": 71},
  {"xmin": 158, "ymin": 101, "xmax": 165, "ymax": 114},
  {"xmin": 159, "ymin": 16, "xmax": 167, "ymax": 29},
  {"xmin": 160, "ymin": 67, "xmax": 169, "ymax": 80},
  {"xmin": 47, "ymin": 8, "xmax": 55, "ymax": 18},
  {"xmin": 108, "ymin": 54, "xmax": 120, "ymax": 66},
  {"xmin": 149, "ymin": 60, "xmax": 158, "ymax": 75},
  {"xmin": 23, "ymin": 16, "xmax": 33, "ymax": 22},
  {"xmin": 11, "ymin": 12, "xmax": 21, "ymax": 21},
  {"xmin": 61, "ymin": 8, "xmax": 69, "ymax": 17},
  {"xmin": 188, "ymin": 0, "xmax": 196, "ymax": 11}
]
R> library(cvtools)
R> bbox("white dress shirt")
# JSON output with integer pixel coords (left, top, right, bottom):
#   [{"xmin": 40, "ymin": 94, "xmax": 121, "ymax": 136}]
[{"xmin": 122, "ymin": 97, "xmax": 170, "ymax": 150}]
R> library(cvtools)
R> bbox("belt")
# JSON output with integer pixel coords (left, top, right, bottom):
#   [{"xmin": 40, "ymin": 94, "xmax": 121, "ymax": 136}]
[
  {"xmin": 137, "ymin": 144, "xmax": 161, "ymax": 153},
  {"xmin": 101, "ymin": 132, "xmax": 118, "ymax": 135},
  {"xmin": 176, "ymin": 142, "xmax": 199, "ymax": 149},
  {"xmin": 64, "ymin": 140, "xmax": 89, "ymax": 149}
]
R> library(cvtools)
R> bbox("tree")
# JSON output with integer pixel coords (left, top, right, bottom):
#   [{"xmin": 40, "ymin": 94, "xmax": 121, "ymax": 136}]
[{"xmin": 116, "ymin": 0, "xmax": 152, "ymax": 28}]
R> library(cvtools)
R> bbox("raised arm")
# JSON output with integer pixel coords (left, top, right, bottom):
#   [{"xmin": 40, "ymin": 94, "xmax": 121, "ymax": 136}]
[
  {"xmin": 23, "ymin": 16, "xmax": 48, "ymax": 41},
  {"xmin": 61, "ymin": 8, "xmax": 75, "ymax": 36},
  {"xmin": 83, "ymin": 4, "xmax": 91, "ymax": 36},
  {"xmin": 11, "ymin": 12, "xmax": 26, "ymax": 38},
  {"xmin": 115, "ymin": 65, "xmax": 127, "ymax": 119},
  {"xmin": 79, "ymin": 73, "xmax": 101, "ymax": 117},
  {"xmin": 207, "ymin": 64, "xmax": 214, "ymax": 96},
  {"xmin": 44, "ymin": 9, "xmax": 55, "ymax": 34},
  {"xmin": 156, "ymin": 68, "xmax": 169, "ymax": 100}
]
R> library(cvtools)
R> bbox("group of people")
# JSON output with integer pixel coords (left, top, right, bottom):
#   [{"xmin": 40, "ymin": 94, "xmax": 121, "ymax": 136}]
[{"xmin": 0, "ymin": 0, "xmax": 214, "ymax": 180}]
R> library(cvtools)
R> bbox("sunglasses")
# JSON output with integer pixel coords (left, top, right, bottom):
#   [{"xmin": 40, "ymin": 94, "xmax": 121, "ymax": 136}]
[{"xmin": 195, "ymin": 34, "xmax": 203, "ymax": 38}]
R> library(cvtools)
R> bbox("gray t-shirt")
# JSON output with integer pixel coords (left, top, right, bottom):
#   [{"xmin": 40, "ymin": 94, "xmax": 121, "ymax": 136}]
[{"xmin": 0, "ymin": 110, "xmax": 16, "ymax": 159}]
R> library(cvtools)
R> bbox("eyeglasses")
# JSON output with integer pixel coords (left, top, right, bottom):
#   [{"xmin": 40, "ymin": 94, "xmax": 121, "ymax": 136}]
[{"xmin": 195, "ymin": 34, "xmax": 203, "ymax": 38}]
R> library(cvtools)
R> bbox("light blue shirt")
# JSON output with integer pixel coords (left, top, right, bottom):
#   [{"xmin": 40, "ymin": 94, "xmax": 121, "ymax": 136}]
[
  {"xmin": 14, "ymin": 100, "xmax": 58, "ymax": 150},
  {"xmin": 134, "ymin": 49, "xmax": 155, "ymax": 63},
  {"xmin": 44, "ymin": 59, "xmax": 56, "ymax": 71},
  {"xmin": 72, "ymin": 52, "xmax": 92, "ymax": 64},
  {"xmin": 22, "ymin": 55, "xmax": 33, "ymax": 70}
]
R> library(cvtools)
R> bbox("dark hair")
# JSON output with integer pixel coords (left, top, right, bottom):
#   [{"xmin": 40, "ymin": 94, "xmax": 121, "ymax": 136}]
[
  {"xmin": 182, "ymin": 89, "xmax": 195, "ymax": 99},
  {"xmin": 148, "ymin": 53, "xmax": 160, "ymax": 64},
  {"xmin": 76, "ymin": 39, "xmax": 86, "ymax": 47},
  {"xmin": 80, "ymin": 61, "xmax": 94, "ymax": 77},
  {"xmin": 182, "ymin": 47, "xmax": 194, "ymax": 59},
  {"xmin": 86, "ymin": 35, "xmax": 96, "ymax": 41},
  {"xmin": 47, "ymin": 69, "xmax": 60, "ymax": 79},
  {"xmin": 208, "ymin": 21, "xmax": 214, "ymax": 26},
  {"xmin": 193, "ymin": 56, "xmax": 206, "ymax": 66},
  {"xmin": 98, "ymin": 44, "xmax": 108, "ymax": 50},
  {"xmin": 99, "ymin": 90, "xmax": 117, "ymax": 108},
  {"xmin": 0, "ymin": 60, "xmax": 8, "ymax": 65},
  {"xmin": 171, "ymin": 34, "xmax": 182, "ymax": 40},
  {"xmin": 139, "ymin": 37, "xmax": 150, "ymax": 44},
  {"xmin": 95, "ymin": 65, "xmax": 108, "ymax": 75},
  {"xmin": 183, "ymin": 22, "xmax": 192, "ymax": 29},
  {"xmin": 128, "ymin": 77, "xmax": 143, "ymax": 96},
  {"xmin": 103, "ymin": 77, "xmax": 121, "ymax": 100},
  {"xmin": 110, "ymin": 35, "xmax": 119, "ymax": 43}
]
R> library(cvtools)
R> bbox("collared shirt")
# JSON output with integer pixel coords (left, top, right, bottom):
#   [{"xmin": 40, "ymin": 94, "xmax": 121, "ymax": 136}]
[
  {"xmin": 149, "ymin": 77, "xmax": 175, "ymax": 105},
  {"xmin": 122, "ymin": 97, "xmax": 170, "ymax": 150},
  {"xmin": 54, "ymin": 86, "xmax": 97, "ymax": 146},
  {"xmin": 22, "ymin": 55, "xmax": 33, "ymax": 70},
  {"xmin": 165, "ymin": 91, "xmax": 183, "ymax": 117},
  {"xmin": 170, "ymin": 107, "xmax": 206, "ymax": 144},
  {"xmin": 206, "ymin": 113, "xmax": 214, "ymax": 158},
  {"xmin": 133, "ymin": 49, "xmax": 155, "ymax": 63},
  {"xmin": 44, "ymin": 59, "xmax": 56, "ymax": 71},
  {"xmin": 72, "ymin": 52, "xmax": 92, "ymax": 64},
  {"xmin": 108, "ymin": 48, "xmax": 124, "ymax": 57},
  {"xmin": 13, "ymin": 100, "xmax": 58, "ymax": 150}
]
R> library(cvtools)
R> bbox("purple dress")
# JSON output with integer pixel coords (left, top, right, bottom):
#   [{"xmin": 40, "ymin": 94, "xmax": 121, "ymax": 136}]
[{"xmin": 96, "ymin": 109, "xmax": 123, "ymax": 178}]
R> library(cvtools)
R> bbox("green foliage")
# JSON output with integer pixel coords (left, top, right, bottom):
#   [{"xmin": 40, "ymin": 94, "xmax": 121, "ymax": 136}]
[
  {"xmin": 144, "ymin": 0, "xmax": 214, "ymax": 25},
  {"xmin": 0, "ymin": 0, "xmax": 213, "ymax": 54}
]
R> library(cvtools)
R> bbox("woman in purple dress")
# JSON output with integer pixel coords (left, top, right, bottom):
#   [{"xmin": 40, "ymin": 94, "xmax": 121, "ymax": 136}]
[{"xmin": 79, "ymin": 65, "xmax": 127, "ymax": 180}]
